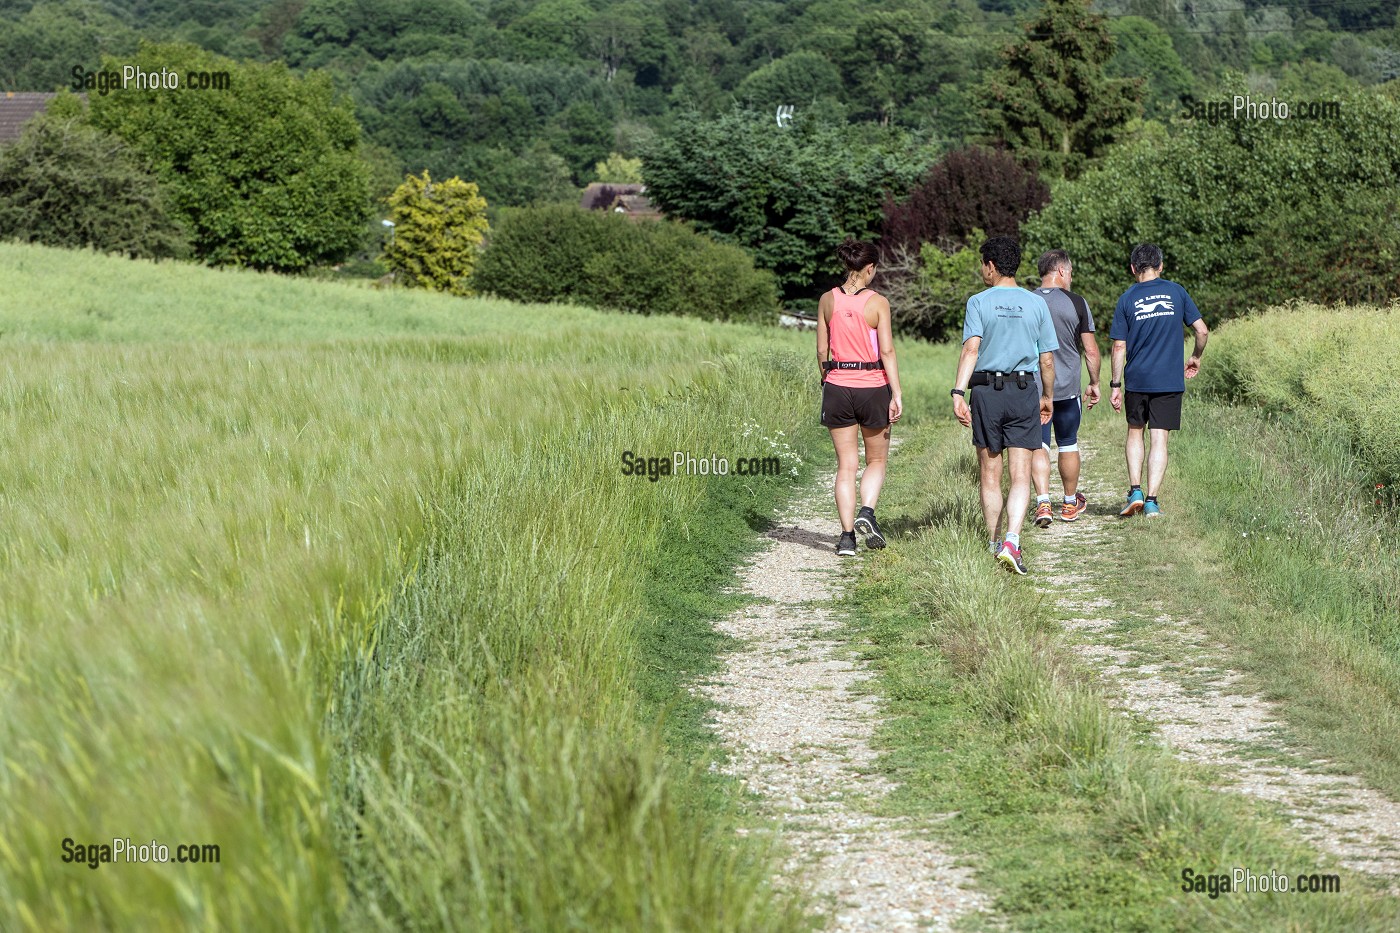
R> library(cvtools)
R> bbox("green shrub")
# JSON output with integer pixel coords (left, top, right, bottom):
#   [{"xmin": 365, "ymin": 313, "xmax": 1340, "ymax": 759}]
[
  {"xmin": 0, "ymin": 112, "xmax": 188, "ymax": 260},
  {"xmin": 476, "ymin": 205, "xmax": 778, "ymax": 323}
]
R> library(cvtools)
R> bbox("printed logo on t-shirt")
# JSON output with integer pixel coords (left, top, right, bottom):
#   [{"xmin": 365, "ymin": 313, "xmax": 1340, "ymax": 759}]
[
  {"xmin": 1133, "ymin": 295, "xmax": 1175, "ymax": 319},
  {"xmin": 994, "ymin": 303, "xmax": 1025, "ymax": 319}
]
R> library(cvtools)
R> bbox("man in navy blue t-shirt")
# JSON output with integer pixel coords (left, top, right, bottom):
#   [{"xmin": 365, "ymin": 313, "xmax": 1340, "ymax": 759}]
[{"xmin": 1108, "ymin": 244, "xmax": 1209, "ymax": 518}]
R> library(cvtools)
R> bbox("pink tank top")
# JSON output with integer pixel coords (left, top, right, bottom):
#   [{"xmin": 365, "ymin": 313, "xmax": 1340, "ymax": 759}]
[{"xmin": 825, "ymin": 287, "xmax": 887, "ymax": 388}]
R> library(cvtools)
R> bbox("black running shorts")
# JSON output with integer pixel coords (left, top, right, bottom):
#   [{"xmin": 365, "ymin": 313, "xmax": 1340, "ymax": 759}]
[
  {"xmin": 970, "ymin": 382, "xmax": 1041, "ymax": 453},
  {"xmin": 1124, "ymin": 391, "xmax": 1183, "ymax": 430},
  {"xmin": 821, "ymin": 382, "xmax": 891, "ymax": 429}
]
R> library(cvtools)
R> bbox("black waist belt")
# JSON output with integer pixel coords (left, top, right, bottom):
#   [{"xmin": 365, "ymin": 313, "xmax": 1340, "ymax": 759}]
[
  {"xmin": 823, "ymin": 360, "xmax": 884, "ymax": 371},
  {"xmin": 970, "ymin": 370, "xmax": 1034, "ymax": 390}
]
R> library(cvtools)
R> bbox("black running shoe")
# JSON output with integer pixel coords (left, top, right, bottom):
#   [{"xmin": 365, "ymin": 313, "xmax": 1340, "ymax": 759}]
[
  {"xmin": 854, "ymin": 507, "xmax": 886, "ymax": 549},
  {"xmin": 836, "ymin": 531, "xmax": 857, "ymax": 556}
]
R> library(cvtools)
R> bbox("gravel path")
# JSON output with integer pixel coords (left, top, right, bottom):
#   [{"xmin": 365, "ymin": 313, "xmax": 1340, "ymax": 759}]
[
  {"xmin": 1032, "ymin": 440, "xmax": 1400, "ymax": 889},
  {"xmin": 699, "ymin": 474, "xmax": 992, "ymax": 931}
]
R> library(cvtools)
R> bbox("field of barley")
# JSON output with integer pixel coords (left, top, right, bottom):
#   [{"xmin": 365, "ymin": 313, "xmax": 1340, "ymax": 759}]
[{"xmin": 0, "ymin": 242, "xmax": 894, "ymax": 930}]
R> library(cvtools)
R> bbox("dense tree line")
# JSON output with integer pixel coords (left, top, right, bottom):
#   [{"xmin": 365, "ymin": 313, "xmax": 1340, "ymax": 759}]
[{"xmin": 4, "ymin": 0, "xmax": 1398, "ymax": 207}]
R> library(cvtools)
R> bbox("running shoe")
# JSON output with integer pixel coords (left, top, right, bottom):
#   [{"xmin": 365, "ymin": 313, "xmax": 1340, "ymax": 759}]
[
  {"xmin": 1034, "ymin": 501, "xmax": 1053, "ymax": 528},
  {"xmin": 854, "ymin": 506, "xmax": 886, "ymax": 549},
  {"xmin": 1144, "ymin": 499, "xmax": 1162, "ymax": 518},
  {"xmin": 996, "ymin": 541, "xmax": 1028, "ymax": 575},
  {"xmin": 836, "ymin": 531, "xmax": 857, "ymax": 556},
  {"xmin": 1060, "ymin": 492, "xmax": 1088, "ymax": 522},
  {"xmin": 1119, "ymin": 488, "xmax": 1145, "ymax": 518}
]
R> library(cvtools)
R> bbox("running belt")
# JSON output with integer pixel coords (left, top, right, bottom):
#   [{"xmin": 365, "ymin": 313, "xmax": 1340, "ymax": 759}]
[
  {"xmin": 823, "ymin": 360, "xmax": 884, "ymax": 371},
  {"xmin": 969, "ymin": 370, "xmax": 1035, "ymax": 389}
]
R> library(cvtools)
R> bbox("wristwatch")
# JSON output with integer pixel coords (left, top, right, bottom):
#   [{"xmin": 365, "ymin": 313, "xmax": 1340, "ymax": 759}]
[
  {"xmin": 1110, "ymin": 380, "xmax": 1122, "ymax": 388},
  {"xmin": 950, "ymin": 388, "xmax": 965, "ymax": 398}
]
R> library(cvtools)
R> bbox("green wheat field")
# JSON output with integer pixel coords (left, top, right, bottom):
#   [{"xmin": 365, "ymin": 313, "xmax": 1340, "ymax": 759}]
[{"xmin": 0, "ymin": 242, "xmax": 869, "ymax": 930}]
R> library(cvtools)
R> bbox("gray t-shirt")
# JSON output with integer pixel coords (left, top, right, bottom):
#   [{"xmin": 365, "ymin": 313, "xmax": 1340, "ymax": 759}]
[{"xmin": 1034, "ymin": 287, "xmax": 1095, "ymax": 401}]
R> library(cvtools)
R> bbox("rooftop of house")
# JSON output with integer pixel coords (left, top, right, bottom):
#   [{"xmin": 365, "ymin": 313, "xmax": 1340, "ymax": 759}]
[{"xmin": 0, "ymin": 92, "xmax": 57, "ymax": 146}]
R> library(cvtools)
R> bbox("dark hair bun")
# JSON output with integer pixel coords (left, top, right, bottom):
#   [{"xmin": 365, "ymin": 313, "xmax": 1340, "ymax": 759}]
[{"xmin": 836, "ymin": 239, "xmax": 879, "ymax": 272}]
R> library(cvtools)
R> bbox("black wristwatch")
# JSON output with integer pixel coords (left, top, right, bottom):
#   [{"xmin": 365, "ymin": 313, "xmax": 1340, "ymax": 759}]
[
  {"xmin": 950, "ymin": 388, "xmax": 965, "ymax": 398},
  {"xmin": 1110, "ymin": 380, "xmax": 1122, "ymax": 388}
]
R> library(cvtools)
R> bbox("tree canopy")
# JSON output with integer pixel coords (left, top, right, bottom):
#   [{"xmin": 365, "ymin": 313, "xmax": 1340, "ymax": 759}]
[{"xmin": 642, "ymin": 108, "xmax": 927, "ymax": 302}]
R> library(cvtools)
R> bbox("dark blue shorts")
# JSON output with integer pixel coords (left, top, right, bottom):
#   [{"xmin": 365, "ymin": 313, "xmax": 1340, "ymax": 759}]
[{"xmin": 1040, "ymin": 396, "xmax": 1083, "ymax": 450}]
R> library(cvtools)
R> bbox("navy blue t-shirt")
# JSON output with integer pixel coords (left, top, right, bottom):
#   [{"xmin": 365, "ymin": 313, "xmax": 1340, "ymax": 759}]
[{"xmin": 1109, "ymin": 279, "xmax": 1202, "ymax": 393}]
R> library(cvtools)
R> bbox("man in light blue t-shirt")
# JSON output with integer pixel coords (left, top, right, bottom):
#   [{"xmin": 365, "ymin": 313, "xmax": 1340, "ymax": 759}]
[
  {"xmin": 952, "ymin": 236, "xmax": 1058, "ymax": 575},
  {"xmin": 1108, "ymin": 243, "xmax": 1210, "ymax": 518}
]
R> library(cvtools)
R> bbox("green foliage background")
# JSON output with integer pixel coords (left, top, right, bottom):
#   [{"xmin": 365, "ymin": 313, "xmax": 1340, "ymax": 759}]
[
  {"xmin": 642, "ymin": 109, "xmax": 926, "ymax": 303},
  {"xmin": 1023, "ymin": 80, "xmax": 1400, "ymax": 323},
  {"xmin": 0, "ymin": 109, "xmax": 187, "ymax": 259}
]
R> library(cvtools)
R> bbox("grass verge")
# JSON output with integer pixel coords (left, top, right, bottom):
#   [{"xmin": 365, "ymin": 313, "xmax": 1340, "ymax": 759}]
[
  {"xmin": 1075, "ymin": 395, "xmax": 1400, "ymax": 800},
  {"xmin": 840, "ymin": 411, "xmax": 1400, "ymax": 931}
]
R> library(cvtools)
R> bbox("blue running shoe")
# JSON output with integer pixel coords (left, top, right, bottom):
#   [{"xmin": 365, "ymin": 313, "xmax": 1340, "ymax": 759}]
[
  {"xmin": 1119, "ymin": 488, "xmax": 1145, "ymax": 518},
  {"xmin": 1144, "ymin": 499, "xmax": 1161, "ymax": 518}
]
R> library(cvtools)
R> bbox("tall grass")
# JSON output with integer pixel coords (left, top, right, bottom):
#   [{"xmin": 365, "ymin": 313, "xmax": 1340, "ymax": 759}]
[
  {"xmin": 1199, "ymin": 300, "xmax": 1400, "ymax": 484},
  {"xmin": 0, "ymin": 243, "xmax": 825, "ymax": 929}
]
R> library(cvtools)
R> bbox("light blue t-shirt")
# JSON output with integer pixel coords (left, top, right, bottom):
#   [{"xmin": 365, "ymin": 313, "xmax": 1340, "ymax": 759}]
[{"xmin": 963, "ymin": 286, "xmax": 1058, "ymax": 373}]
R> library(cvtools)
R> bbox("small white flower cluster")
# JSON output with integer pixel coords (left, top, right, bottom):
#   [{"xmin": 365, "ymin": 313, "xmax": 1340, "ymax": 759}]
[{"xmin": 739, "ymin": 420, "xmax": 804, "ymax": 478}]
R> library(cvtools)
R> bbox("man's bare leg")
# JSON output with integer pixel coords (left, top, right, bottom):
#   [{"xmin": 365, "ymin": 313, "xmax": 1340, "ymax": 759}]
[
  {"xmin": 977, "ymin": 446, "xmax": 1005, "ymax": 548},
  {"xmin": 1005, "ymin": 447, "xmax": 1033, "ymax": 537},
  {"xmin": 1125, "ymin": 425, "xmax": 1146, "ymax": 488},
  {"xmin": 1146, "ymin": 428, "xmax": 1170, "ymax": 498},
  {"xmin": 1059, "ymin": 449, "xmax": 1082, "ymax": 498},
  {"xmin": 1032, "ymin": 446, "xmax": 1051, "ymax": 498}
]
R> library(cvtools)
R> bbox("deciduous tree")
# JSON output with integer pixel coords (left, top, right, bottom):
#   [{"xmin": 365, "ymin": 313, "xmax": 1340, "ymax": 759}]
[
  {"xmin": 88, "ymin": 42, "xmax": 372, "ymax": 272},
  {"xmin": 641, "ymin": 108, "xmax": 927, "ymax": 301}
]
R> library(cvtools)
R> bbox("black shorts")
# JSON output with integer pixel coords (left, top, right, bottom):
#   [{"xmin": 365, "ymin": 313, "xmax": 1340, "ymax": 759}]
[
  {"xmin": 821, "ymin": 382, "xmax": 891, "ymax": 429},
  {"xmin": 1124, "ymin": 391, "xmax": 1183, "ymax": 430},
  {"xmin": 970, "ymin": 382, "xmax": 1040, "ymax": 453}
]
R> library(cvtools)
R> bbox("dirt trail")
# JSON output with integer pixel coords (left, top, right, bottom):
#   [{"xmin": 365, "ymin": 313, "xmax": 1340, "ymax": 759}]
[
  {"xmin": 1032, "ymin": 441, "xmax": 1400, "ymax": 888},
  {"xmin": 698, "ymin": 473, "xmax": 992, "ymax": 931}
]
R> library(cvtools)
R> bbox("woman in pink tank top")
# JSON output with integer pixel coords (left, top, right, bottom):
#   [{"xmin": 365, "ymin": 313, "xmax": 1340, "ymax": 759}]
[{"xmin": 817, "ymin": 240, "xmax": 903, "ymax": 556}]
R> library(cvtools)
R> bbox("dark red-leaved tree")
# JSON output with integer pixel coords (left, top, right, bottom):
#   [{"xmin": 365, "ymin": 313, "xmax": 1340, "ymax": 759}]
[{"xmin": 880, "ymin": 145, "xmax": 1050, "ymax": 256}]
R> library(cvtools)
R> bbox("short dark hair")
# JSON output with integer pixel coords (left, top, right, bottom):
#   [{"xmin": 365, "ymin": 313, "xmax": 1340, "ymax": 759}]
[
  {"xmin": 835, "ymin": 239, "xmax": 879, "ymax": 272},
  {"xmin": 1037, "ymin": 249, "xmax": 1071, "ymax": 279},
  {"xmin": 980, "ymin": 236, "xmax": 1021, "ymax": 277},
  {"xmin": 1129, "ymin": 243, "xmax": 1163, "ymax": 272}
]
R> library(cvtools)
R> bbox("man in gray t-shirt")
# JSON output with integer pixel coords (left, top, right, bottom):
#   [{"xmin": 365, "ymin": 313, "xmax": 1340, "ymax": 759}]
[{"xmin": 1030, "ymin": 250, "xmax": 1102, "ymax": 526}]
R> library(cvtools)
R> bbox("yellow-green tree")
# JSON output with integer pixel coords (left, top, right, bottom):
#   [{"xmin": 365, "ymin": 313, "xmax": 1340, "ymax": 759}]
[
  {"xmin": 591, "ymin": 152, "xmax": 643, "ymax": 184},
  {"xmin": 383, "ymin": 171, "xmax": 489, "ymax": 296}
]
